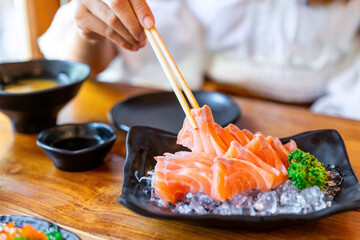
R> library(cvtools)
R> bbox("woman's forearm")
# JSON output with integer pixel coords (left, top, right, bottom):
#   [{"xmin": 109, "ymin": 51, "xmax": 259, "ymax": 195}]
[{"xmin": 67, "ymin": 32, "xmax": 118, "ymax": 76}]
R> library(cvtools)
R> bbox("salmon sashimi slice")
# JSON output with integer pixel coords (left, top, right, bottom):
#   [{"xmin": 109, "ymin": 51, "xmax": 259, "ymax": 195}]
[
  {"xmin": 155, "ymin": 151, "xmax": 214, "ymax": 169},
  {"xmin": 266, "ymin": 136, "xmax": 292, "ymax": 168},
  {"xmin": 154, "ymin": 167, "xmax": 212, "ymax": 204},
  {"xmin": 176, "ymin": 109, "xmax": 206, "ymax": 154},
  {"xmin": 214, "ymin": 123, "xmax": 237, "ymax": 147},
  {"xmin": 154, "ymin": 152, "xmax": 213, "ymax": 204},
  {"xmin": 224, "ymin": 124, "xmax": 250, "ymax": 146},
  {"xmin": 245, "ymin": 134, "xmax": 288, "ymax": 178},
  {"xmin": 177, "ymin": 105, "xmax": 228, "ymax": 157},
  {"xmin": 284, "ymin": 140, "xmax": 298, "ymax": 153},
  {"xmin": 242, "ymin": 129, "xmax": 255, "ymax": 141},
  {"xmin": 212, "ymin": 157, "xmax": 275, "ymax": 201},
  {"xmin": 224, "ymin": 141, "xmax": 284, "ymax": 187}
]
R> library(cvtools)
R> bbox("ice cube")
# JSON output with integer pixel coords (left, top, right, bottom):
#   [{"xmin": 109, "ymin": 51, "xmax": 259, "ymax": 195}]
[
  {"xmin": 278, "ymin": 205, "xmax": 302, "ymax": 214},
  {"xmin": 173, "ymin": 204, "xmax": 193, "ymax": 214},
  {"xmin": 280, "ymin": 191, "xmax": 306, "ymax": 207},
  {"xmin": 300, "ymin": 186, "xmax": 324, "ymax": 204},
  {"xmin": 185, "ymin": 193, "xmax": 194, "ymax": 199},
  {"xmin": 232, "ymin": 205, "xmax": 256, "ymax": 216},
  {"xmin": 150, "ymin": 191, "xmax": 165, "ymax": 207},
  {"xmin": 253, "ymin": 191, "xmax": 277, "ymax": 214},
  {"xmin": 313, "ymin": 200, "xmax": 327, "ymax": 211},
  {"xmin": 245, "ymin": 190, "xmax": 262, "ymax": 206},
  {"xmin": 282, "ymin": 180, "xmax": 299, "ymax": 195},
  {"xmin": 300, "ymin": 186, "xmax": 329, "ymax": 211},
  {"xmin": 231, "ymin": 194, "xmax": 248, "ymax": 208},
  {"xmin": 213, "ymin": 202, "xmax": 232, "ymax": 215},
  {"xmin": 198, "ymin": 193, "xmax": 220, "ymax": 210},
  {"xmin": 273, "ymin": 184, "xmax": 284, "ymax": 194},
  {"xmin": 189, "ymin": 196, "xmax": 207, "ymax": 214},
  {"xmin": 325, "ymin": 201, "xmax": 332, "ymax": 208},
  {"xmin": 244, "ymin": 206, "xmax": 256, "ymax": 216}
]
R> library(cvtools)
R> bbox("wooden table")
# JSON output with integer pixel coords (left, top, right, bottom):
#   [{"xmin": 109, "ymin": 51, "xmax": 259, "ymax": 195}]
[{"xmin": 1, "ymin": 80, "xmax": 360, "ymax": 239}]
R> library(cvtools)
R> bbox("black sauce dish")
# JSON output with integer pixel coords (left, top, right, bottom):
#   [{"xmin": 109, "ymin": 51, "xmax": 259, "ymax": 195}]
[
  {"xmin": 37, "ymin": 122, "xmax": 117, "ymax": 172},
  {"xmin": 0, "ymin": 215, "xmax": 80, "ymax": 240},
  {"xmin": 119, "ymin": 126, "xmax": 360, "ymax": 230},
  {"xmin": 0, "ymin": 59, "xmax": 91, "ymax": 134}
]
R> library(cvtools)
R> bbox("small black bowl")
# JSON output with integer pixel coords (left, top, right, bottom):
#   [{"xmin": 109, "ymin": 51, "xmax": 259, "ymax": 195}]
[
  {"xmin": 37, "ymin": 122, "xmax": 117, "ymax": 172},
  {"xmin": 0, "ymin": 59, "xmax": 91, "ymax": 134}
]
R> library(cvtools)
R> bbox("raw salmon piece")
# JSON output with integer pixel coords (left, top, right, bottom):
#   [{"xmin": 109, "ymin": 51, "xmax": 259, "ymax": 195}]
[
  {"xmin": 155, "ymin": 151, "xmax": 214, "ymax": 169},
  {"xmin": 224, "ymin": 124, "xmax": 250, "ymax": 146},
  {"xmin": 214, "ymin": 123, "xmax": 237, "ymax": 147},
  {"xmin": 176, "ymin": 110, "xmax": 206, "ymax": 154},
  {"xmin": 266, "ymin": 136, "xmax": 291, "ymax": 168},
  {"xmin": 154, "ymin": 163, "xmax": 212, "ymax": 204},
  {"xmin": 284, "ymin": 140, "xmax": 297, "ymax": 153},
  {"xmin": 154, "ymin": 168, "xmax": 212, "ymax": 204},
  {"xmin": 224, "ymin": 141, "xmax": 284, "ymax": 187},
  {"xmin": 154, "ymin": 151, "xmax": 214, "ymax": 204},
  {"xmin": 212, "ymin": 157, "xmax": 275, "ymax": 201},
  {"xmin": 242, "ymin": 129, "xmax": 255, "ymax": 140},
  {"xmin": 245, "ymin": 135, "xmax": 288, "ymax": 177},
  {"xmin": 177, "ymin": 105, "xmax": 228, "ymax": 156}
]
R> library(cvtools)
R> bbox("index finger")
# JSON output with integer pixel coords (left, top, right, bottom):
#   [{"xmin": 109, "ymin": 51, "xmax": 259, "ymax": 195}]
[
  {"xmin": 103, "ymin": 0, "xmax": 154, "ymax": 41},
  {"xmin": 129, "ymin": 0, "xmax": 155, "ymax": 29}
]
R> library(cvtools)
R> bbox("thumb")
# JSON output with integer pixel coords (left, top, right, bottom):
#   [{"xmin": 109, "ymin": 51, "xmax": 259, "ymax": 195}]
[{"xmin": 130, "ymin": 0, "xmax": 155, "ymax": 29}]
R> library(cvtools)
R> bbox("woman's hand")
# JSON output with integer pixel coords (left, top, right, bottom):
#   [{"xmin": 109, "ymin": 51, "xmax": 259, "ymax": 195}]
[{"xmin": 73, "ymin": 0, "xmax": 155, "ymax": 51}]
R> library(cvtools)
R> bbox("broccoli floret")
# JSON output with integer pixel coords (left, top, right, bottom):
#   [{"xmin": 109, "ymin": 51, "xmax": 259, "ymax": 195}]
[{"xmin": 287, "ymin": 149, "xmax": 328, "ymax": 191}]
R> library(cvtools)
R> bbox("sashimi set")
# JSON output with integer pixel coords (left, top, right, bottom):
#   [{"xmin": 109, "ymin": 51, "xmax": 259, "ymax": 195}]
[{"xmin": 141, "ymin": 105, "xmax": 341, "ymax": 214}]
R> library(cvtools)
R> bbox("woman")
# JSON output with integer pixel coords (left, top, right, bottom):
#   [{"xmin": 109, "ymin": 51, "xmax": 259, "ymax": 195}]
[{"xmin": 39, "ymin": 0, "xmax": 360, "ymax": 119}]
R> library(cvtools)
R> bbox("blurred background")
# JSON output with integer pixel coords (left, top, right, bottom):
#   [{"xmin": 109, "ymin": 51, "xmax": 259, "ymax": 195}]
[
  {"xmin": 0, "ymin": 0, "xmax": 359, "ymax": 120},
  {"xmin": 0, "ymin": 0, "xmax": 66, "ymax": 62}
]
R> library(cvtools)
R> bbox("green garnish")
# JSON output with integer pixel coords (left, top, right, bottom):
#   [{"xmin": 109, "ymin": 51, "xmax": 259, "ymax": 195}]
[
  {"xmin": 287, "ymin": 149, "xmax": 328, "ymax": 191},
  {"xmin": 46, "ymin": 230, "xmax": 63, "ymax": 240}
]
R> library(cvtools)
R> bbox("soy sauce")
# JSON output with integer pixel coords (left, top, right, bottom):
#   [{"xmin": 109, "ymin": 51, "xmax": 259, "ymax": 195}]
[{"xmin": 52, "ymin": 137, "xmax": 100, "ymax": 150}]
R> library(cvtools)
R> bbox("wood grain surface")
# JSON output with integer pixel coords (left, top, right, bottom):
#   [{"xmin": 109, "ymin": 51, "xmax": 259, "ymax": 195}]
[{"xmin": 1, "ymin": 80, "xmax": 360, "ymax": 240}]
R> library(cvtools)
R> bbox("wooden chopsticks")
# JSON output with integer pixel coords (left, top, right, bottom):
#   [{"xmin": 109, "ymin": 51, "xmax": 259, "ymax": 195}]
[{"xmin": 144, "ymin": 27, "xmax": 199, "ymax": 130}]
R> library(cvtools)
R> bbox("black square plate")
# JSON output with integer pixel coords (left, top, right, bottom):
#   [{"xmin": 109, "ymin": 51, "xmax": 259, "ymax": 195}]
[{"xmin": 119, "ymin": 126, "xmax": 360, "ymax": 230}]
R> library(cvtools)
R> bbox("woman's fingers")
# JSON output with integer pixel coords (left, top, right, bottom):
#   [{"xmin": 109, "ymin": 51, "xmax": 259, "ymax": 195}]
[
  {"xmin": 103, "ymin": 0, "xmax": 142, "ymax": 41},
  {"xmin": 74, "ymin": 0, "xmax": 155, "ymax": 50},
  {"xmin": 74, "ymin": 2, "xmax": 105, "ymax": 41},
  {"xmin": 81, "ymin": 0, "xmax": 141, "ymax": 47},
  {"xmin": 129, "ymin": 0, "xmax": 155, "ymax": 29},
  {"xmin": 74, "ymin": 2, "xmax": 134, "ymax": 50}
]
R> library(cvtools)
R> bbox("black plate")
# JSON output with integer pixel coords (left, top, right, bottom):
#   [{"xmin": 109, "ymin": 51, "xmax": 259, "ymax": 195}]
[
  {"xmin": 0, "ymin": 215, "xmax": 80, "ymax": 239},
  {"xmin": 109, "ymin": 91, "xmax": 240, "ymax": 133},
  {"xmin": 119, "ymin": 126, "xmax": 360, "ymax": 230}
]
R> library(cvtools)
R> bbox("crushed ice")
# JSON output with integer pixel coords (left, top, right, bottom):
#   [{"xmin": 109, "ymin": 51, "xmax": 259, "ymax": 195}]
[{"xmin": 137, "ymin": 165, "xmax": 343, "ymax": 216}]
